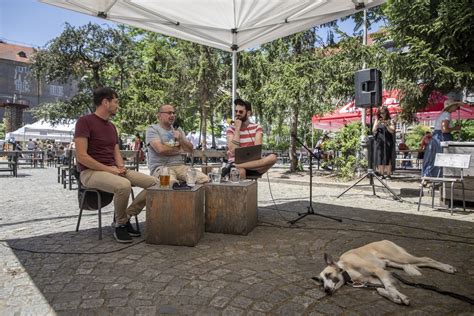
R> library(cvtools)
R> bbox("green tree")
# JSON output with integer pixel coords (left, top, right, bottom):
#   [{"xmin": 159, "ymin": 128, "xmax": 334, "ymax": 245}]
[
  {"xmin": 383, "ymin": 0, "xmax": 474, "ymax": 116},
  {"xmin": 31, "ymin": 23, "xmax": 136, "ymax": 123},
  {"xmin": 324, "ymin": 122, "xmax": 367, "ymax": 180}
]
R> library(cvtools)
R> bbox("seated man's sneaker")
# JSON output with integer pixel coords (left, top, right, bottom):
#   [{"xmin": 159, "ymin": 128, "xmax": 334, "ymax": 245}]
[
  {"xmin": 124, "ymin": 220, "xmax": 141, "ymax": 237},
  {"xmin": 114, "ymin": 225, "xmax": 133, "ymax": 243}
]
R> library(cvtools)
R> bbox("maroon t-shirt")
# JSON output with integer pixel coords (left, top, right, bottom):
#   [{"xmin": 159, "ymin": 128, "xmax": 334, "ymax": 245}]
[{"xmin": 74, "ymin": 113, "xmax": 118, "ymax": 171}]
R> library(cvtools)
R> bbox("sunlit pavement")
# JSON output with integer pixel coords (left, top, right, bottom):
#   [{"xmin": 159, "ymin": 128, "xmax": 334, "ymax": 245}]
[{"xmin": 0, "ymin": 167, "xmax": 473, "ymax": 315}]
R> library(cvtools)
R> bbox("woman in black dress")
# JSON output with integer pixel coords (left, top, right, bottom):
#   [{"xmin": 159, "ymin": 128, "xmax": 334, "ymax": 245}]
[{"xmin": 372, "ymin": 106, "xmax": 395, "ymax": 179}]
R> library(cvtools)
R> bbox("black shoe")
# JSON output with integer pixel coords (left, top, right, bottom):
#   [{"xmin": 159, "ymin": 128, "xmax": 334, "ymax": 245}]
[
  {"xmin": 114, "ymin": 225, "xmax": 133, "ymax": 243},
  {"xmin": 124, "ymin": 221, "xmax": 141, "ymax": 237}
]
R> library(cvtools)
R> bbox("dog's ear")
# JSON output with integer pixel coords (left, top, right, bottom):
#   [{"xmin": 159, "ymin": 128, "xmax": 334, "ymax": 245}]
[{"xmin": 324, "ymin": 253, "xmax": 335, "ymax": 265}]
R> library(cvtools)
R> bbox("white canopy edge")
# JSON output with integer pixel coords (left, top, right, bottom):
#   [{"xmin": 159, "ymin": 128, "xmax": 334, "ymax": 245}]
[{"xmin": 38, "ymin": 0, "xmax": 385, "ymax": 52}]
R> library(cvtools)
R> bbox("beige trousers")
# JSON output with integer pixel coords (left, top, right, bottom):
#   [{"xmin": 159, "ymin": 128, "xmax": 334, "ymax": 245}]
[
  {"xmin": 152, "ymin": 165, "xmax": 209, "ymax": 185},
  {"xmin": 80, "ymin": 169, "xmax": 156, "ymax": 225}
]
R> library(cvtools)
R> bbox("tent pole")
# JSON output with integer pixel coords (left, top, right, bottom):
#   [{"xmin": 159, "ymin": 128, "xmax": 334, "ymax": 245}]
[
  {"xmin": 359, "ymin": 8, "xmax": 368, "ymax": 171},
  {"xmin": 232, "ymin": 49, "xmax": 237, "ymax": 121},
  {"xmin": 361, "ymin": 8, "xmax": 368, "ymax": 130}
]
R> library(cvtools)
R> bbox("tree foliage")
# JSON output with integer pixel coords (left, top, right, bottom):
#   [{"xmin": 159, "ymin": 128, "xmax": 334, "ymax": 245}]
[
  {"xmin": 323, "ymin": 122, "xmax": 367, "ymax": 180},
  {"xmin": 383, "ymin": 0, "xmax": 474, "ymax": 117},
  {"xmin": 31, "ymin": 23, "xmax": 136, "ymax": 122}
]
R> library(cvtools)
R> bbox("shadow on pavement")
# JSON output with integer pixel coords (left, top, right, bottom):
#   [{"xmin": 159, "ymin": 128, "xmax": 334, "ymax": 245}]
[{"xmin": 4, "ymin": 201, "xmax": 474, "ymax": 314}]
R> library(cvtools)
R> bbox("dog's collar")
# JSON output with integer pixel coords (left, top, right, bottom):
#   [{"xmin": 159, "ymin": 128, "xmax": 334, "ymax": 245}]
[
  {"xmin": 342, "ymin": 270, "xmax": 352, "ymax": 284},
  {"xmin": 342, "ymin": 270, "xmax": 383, "ymax": 288}
]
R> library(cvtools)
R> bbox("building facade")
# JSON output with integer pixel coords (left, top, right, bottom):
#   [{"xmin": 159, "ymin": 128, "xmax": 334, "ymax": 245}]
[{"xmin": 0, "ymin": 41, "xmax": 77, "ymax": 132}]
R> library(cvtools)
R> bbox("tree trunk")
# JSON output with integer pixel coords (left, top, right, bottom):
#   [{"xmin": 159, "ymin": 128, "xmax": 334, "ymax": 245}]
[
  {"xmin": 200, "ymin": 91, "xmax": 209, "ymax": 150},
  {"xmin": 210, "ymin": 107, "xmax": 216, "ymax": 148},
  {"xmin": 289, "ymin": 104, "xmax": 299, "ymax": 172},
  {"xmin": 92, "ymin": 66, "xmax": 102, "ymax": 89}
]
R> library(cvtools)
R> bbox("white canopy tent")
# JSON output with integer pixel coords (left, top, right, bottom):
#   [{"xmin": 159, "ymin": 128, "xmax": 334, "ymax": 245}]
[
  {"xmin": 6, "ymin": 119, "xmax": 75, "ymax": 143},
  {"xmin": 39, "ymin": 0, "xmax": 385, "ymax": 117}
]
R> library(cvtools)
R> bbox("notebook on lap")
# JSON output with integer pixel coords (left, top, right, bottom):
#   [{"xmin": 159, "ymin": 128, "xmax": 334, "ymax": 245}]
[{"xmin": 235, "ymin": 145, "xmax": 262, "ymax": 164}]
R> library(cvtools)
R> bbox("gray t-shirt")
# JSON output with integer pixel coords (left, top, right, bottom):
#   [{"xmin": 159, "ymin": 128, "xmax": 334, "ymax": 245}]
[{"xmin": 146, "ymin": 124, "xmax": 185, "ymax": 174}]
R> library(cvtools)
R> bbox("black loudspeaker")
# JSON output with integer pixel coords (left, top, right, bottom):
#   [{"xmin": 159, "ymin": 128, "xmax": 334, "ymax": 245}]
[{"xmin": 354, "ymin": 68, "xmax": 382, "ymax": 108}]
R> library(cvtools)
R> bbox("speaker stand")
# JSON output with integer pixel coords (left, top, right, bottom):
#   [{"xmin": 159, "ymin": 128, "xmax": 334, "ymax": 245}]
[{"xmin": 337, "ymin": 168, "xmax": 401, "ymax": 201}]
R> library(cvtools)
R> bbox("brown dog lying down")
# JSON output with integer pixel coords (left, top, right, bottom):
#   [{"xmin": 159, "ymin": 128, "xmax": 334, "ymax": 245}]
[{"xmin": 314, "ymin": 240, "xmax": 456, "ymax": 305}]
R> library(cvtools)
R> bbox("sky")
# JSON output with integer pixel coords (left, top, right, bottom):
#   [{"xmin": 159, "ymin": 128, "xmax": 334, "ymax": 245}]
[
  {"xmin": 1, "ymin": 0, "xmax": 115, "ymax": 48},
  {"xmin": 0, "ymin": 0, "xmax": 381, "ymax": 49}
]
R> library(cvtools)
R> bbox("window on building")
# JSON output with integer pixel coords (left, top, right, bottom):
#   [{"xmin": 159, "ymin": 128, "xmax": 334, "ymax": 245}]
[{"xmin": 17, "ymin": 51, "xmax": 27, "ymax": 58}]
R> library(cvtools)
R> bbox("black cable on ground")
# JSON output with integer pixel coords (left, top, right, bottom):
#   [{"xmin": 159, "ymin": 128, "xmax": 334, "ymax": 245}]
[
  {"xmin": 259, "ymin": 203, "xmax": 474, "ymax": 240},
  {"xmin": 256, "ymin": 220, "xmax": 474, "ymax": 246},
  {"xmin": 392, "ymin": 272, "xmax": 474, "ymax": 305},
  {"xmin": 0, "ymin": 239, "xmax": 145, "ymax": 255}
]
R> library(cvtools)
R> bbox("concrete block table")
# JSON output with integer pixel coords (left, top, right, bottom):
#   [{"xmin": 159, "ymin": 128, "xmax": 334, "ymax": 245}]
[
  {"xmin": 205, "ymin": 181, "xmax": 257, "ymax": 235},
  {"xmin": 146, "ymin": 184, "xmax": 204, "ymax": 246}
]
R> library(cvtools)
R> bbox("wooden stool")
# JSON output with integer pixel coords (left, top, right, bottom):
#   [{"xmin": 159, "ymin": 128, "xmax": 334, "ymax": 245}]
[
  {"xmin": 146, "ymin": 185, "xmax": 204, "ymax": 246},
  {"xmin": 205, "ymin": 181, "xmax": 257, "ymax": 235}
]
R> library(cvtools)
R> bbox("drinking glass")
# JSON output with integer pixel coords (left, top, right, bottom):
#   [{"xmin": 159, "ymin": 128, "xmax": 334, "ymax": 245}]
[
  {"xmin": 186, "ymin": 168, "xmax": 196, "ymax": 187},
  {"xmin": 160, "ymin": 166, "xmax": 170, "ymax": 188},
  {"xmin": 211, "ymin": 172, "xmax": 221, "ymax": 183},
  {"xmin": 230, "ymin": 168, "xmax": 240, "ymax": 183}
]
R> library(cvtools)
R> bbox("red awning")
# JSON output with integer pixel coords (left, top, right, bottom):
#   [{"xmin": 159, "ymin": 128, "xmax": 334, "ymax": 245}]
[{"xmin": 312, "ymin": 90, "xmax": 473, "ymax": 131}]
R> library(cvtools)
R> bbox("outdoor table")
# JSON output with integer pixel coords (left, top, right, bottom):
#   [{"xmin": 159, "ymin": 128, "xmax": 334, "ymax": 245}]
[
  {"xmin": 0, "ymin": 151, "xmax": 18, "ymax": 177},
  {"xmin": 395, "ymin": 149, "xmax": 422, "ymax": 170},
  {"xmin": 204, "ymin": 181, "xmax": 257, "ymax": 235},
  {"xmin": 190, "ymin": 149, "xmax": 226, "ymax": 166},
  {"xmin": 441, "ymin": 141, "xmax": 474, "ymax": 205},
  {"xmin": 18, "ymin": 150, "xmax": 45, "ymax": 168},
  {"xmin": 145, "ymin": 184, "xmax": 205, "ymax": 246}
]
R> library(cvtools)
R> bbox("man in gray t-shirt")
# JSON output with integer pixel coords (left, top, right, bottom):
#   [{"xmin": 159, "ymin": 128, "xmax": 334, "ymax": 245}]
[{"xmin": 146, "ymin": 104, "xmax": 209, "ymax": 185}]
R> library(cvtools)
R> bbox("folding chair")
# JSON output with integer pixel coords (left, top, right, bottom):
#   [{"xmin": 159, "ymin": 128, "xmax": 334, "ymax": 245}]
[{"xmin": 417, "ymin": 153, "xmax": 471, "ymax": 215}]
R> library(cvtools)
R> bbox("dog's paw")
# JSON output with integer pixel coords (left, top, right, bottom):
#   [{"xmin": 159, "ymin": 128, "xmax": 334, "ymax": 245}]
[
  {"xmin": 399, "ymin": 294, "xmax": 410, "ymax": 305},
  {"xmin": 443, "ymin": 264, "xmax": 456, "ymax": 274},
  {"xmin": 377, "ymin": 288, "xmax": 410, "ymax": 305},
  {"xmin": 393, "ymin": 293, "xmax": 410, "ymax": 305},
  {"xmin": 404, "ymin": 265, "xmax": 421, "ymax": 276}
]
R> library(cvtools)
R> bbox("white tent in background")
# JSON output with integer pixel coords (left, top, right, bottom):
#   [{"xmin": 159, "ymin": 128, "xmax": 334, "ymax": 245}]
[
  {"xmin": 6, "ymin": 119, "xmax": 75, "ymax": 143},
  {"xmin": 39, "ymin": 0, "xmax": 386, "ymax": 117}
]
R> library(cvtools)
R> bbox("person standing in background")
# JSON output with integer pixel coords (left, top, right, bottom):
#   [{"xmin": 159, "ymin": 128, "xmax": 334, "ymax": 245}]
[
  {"xmin": 422, "ymin": 99, "xmax": 462, "ymax": 177},
  {"xmin": 372, "ymin": 106, "xmax": 395, "ymax": 179},
  {"xmin": 133, "ymin": 134, "xmax": 145, "ymax": 162}
]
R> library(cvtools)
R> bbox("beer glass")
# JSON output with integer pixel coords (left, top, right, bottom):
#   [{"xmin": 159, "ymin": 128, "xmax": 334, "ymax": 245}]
[{"xmin": 160, "ymin": 166, "xmax": 170, "ymax": 188}]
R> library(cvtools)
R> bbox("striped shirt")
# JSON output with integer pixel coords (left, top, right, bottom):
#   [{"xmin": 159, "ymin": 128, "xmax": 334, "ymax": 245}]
[{"xmin": 226, "ymin": 122, "xmax": 263, "ymax": 162}]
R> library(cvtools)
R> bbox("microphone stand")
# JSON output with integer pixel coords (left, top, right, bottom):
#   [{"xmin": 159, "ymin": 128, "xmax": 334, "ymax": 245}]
[{"xmin": 288, "ymin": 135, "xmax": 342, "ymax": 225}]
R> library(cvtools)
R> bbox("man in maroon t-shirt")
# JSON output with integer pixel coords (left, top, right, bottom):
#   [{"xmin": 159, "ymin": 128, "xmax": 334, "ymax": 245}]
[{"xmin": 75, "ymin": 87, "xmax": 156, "ymax": 243}]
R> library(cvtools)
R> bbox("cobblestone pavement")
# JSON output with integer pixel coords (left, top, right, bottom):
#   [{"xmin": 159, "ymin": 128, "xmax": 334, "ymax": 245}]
[{"xmin": 1, "ymin": 167, "xmax": 473, "ymax": 315}]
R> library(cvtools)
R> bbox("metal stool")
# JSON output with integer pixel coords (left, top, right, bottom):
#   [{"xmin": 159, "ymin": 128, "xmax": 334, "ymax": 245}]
[{"xmin": 76, "ymin": 171, "xmax": 140, "ymax": 240}]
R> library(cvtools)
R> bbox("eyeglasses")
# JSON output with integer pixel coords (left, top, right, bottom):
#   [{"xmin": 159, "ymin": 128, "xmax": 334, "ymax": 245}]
[
  {"xmin": 160, "ymin": 111, "xmax": 176, "ymax": 115},
  {"xmin": 235, "ymin": 110, "xmax": 245, "ymax": 114}
]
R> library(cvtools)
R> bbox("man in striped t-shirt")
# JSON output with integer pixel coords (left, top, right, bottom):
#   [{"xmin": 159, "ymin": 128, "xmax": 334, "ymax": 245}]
[{"xmin": 226, "ymin": 99, "xmax": 277, "ymax": 179}]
